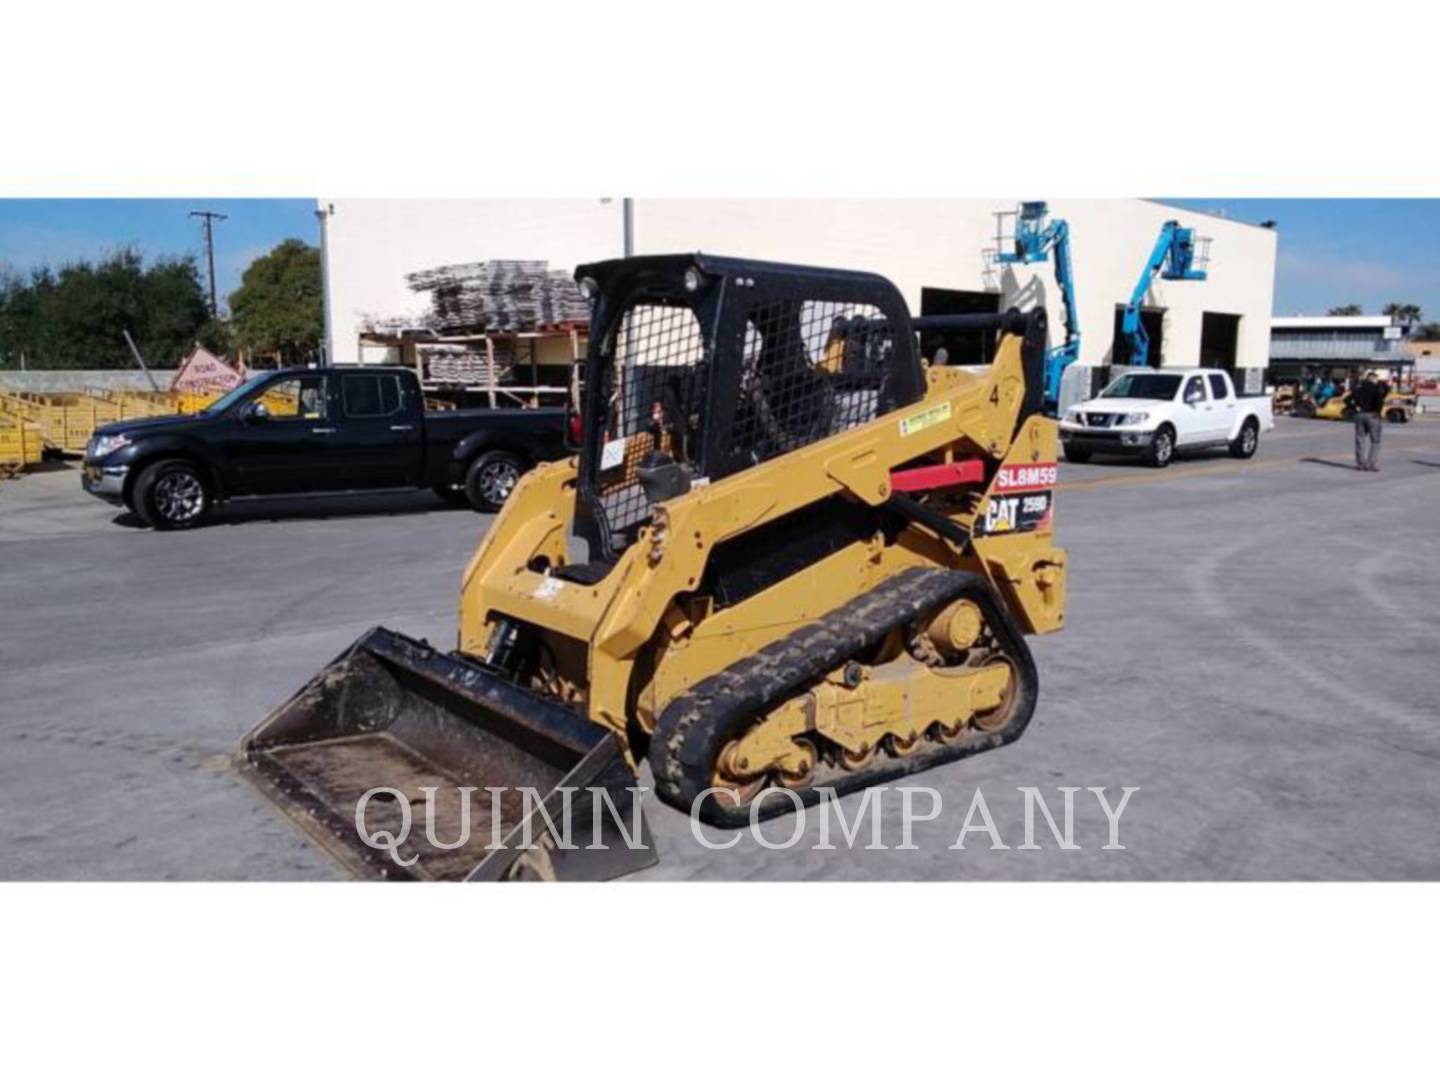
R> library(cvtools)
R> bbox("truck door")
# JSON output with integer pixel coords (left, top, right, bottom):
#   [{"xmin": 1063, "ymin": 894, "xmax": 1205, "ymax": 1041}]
[
  {"xmin": 1175, "ymin": 374, "xmax": 1212, "ymax": 445},
  {"xmin": 227, "ymin": 372, "xmax": 346, "ymax": 494},
  {"xmin": 333, "ymin": 371, "xmax": 423, "ymax": 489},
  {"xmin": 1206, "ymin": 372, "xmax": 1238, "ymax": 441}
]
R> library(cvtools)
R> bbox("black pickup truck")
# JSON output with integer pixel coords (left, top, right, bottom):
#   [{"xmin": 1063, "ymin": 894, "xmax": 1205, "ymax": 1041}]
[{"xmin": 81, "ymin": 366, "xmax": 569, "ymax": 529}]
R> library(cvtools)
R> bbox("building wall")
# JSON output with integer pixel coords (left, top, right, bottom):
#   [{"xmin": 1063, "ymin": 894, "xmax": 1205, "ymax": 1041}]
[
  {"xmin": 322, "ymin": 199, "xmax": 621, "ymax": 366},
  {"xmin": 321, "ymin": 198, "xmax": 1277, "ymax": 375},
  {"xmin": 1407, "ymin": 340, "xmax": 1440, "ymax": 376}
]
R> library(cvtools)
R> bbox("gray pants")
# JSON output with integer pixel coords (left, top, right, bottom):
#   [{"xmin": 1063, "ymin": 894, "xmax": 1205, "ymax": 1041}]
[{"xmin": 1354, "ymin": 412, "xmax": 1383, "ymax": 471}]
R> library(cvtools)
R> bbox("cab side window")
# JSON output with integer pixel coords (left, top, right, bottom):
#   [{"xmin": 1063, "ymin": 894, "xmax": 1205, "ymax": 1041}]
[
  {"xmin": 1184, "ymin": 376, "xmax": 1207, "ymax": 404},
  {"xmin": 258, "ymin": 376, "xmax": 327, "ymax": 420},
  {"xmin": 1208, "ymin": 373, "xmax": 1230, "ymax": 399},
  {"xmin": 343, "ymin": 374, "xmax": 404, "ymax": 418}
]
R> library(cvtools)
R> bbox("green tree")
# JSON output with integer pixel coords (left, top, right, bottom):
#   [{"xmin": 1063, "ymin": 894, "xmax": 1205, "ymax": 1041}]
[
  {"xmin": 1416, "ymin": 322, "xmax": 1440, "ymax": 341},
  {"xmin": 1382, "ymin": 301, "xmax": 1423, "ymax": 327},
  {"xmin": 0, "ymin": 248, "xmax": 210, "ymax": 369},
  {"xmin": 228, "ymin": 239, "xmax": 323, "ymax": 365},
  {"xmin": 1327, "ymin": 303, "xmax": 1363, "ymax": 316}
]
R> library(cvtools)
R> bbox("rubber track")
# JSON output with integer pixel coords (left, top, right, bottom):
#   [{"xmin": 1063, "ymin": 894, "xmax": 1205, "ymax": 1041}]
[{"xmin": 648, "ymin": 566, "xmax": 1039, "ymax": 828}]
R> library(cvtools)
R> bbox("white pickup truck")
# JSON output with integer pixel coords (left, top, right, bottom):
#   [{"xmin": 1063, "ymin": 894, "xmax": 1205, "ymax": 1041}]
[{"xmin": 1058, "ymin": 368, "xmax": 1274, "ymax": 468}]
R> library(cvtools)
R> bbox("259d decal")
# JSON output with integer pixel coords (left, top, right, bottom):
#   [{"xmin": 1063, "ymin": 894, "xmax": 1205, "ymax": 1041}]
[{"xmin": 977, "ymin": 461, "xmax": 1057, "ymax": 536}]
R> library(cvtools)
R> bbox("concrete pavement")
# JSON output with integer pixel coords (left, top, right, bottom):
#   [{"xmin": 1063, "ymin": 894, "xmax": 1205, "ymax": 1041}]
[{"xmin": 1, "ymin": 417, "xmax": 1437, "ymax": 880}]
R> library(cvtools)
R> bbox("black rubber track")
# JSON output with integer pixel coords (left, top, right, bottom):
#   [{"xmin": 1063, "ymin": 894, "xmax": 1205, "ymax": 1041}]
[{"xmin": 648, "ymin": 566, "xmax": 1039, "ymax": 828}]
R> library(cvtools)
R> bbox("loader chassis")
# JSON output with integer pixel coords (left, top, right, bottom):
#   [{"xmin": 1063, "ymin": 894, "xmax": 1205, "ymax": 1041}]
[
  {"xmin": 459, "ymin": 255, "xmax": 1066, "ymax": 821},
  {"xmin": 241, "ymin": 254, "xmax": 1067, "ymax": 879}
]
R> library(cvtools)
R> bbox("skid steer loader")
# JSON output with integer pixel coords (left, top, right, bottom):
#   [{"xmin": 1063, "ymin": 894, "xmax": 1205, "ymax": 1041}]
[{"xmin": 239, "ymin": 254, "xmax": 1068, "ymax": 880}]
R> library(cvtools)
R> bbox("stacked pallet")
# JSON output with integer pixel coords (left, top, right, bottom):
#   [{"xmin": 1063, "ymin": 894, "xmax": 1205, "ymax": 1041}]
[{"xmin": 403, "ymin": 260, "xmax": 590, "ymax": 334}]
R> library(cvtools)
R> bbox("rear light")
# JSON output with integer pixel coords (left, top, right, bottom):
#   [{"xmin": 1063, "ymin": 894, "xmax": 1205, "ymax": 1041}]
[{"xmin": 567, "ymin": 411, "xmax": 582, "ymax": 449}]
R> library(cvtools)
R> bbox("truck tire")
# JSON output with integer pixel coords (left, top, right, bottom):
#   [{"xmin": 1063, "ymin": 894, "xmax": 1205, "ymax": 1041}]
[
  {"xmin": 1062, "ymin": 445, "xmax": 1092, "ymax": 464},
  {"xmin": 464, "ymin": 450, "xmax": 524, "ymax": 512},
  {"xmin": 1146, "ymin": 425, "xmax": 1175, "ymax": 469},
  {"xmin": 1229, "ymin": 418, "xmax": 1259, "ymax": 459},
  {"xmin": 132, "ymin": 459, "xmax": 212, "ymax": 530}
]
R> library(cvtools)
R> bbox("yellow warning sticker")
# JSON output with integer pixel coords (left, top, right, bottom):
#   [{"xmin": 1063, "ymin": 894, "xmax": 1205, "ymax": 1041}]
[{"xmin": 899, "ymin": 400, "xmax": 952, "ymax": 437}]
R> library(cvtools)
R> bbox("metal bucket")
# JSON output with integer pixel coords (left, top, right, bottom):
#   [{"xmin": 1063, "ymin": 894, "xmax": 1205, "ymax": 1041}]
[{"xmin": 238, "ymin": 627, "xmax": 655, "ymax": 881}]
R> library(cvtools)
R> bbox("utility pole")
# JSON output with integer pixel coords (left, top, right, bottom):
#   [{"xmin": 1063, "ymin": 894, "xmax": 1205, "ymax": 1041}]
[
  {"xmin": 315, "ymin": 203, "xmax": 335, "ymax": 366},
  {"xmin": 189, "ymin": 210, "xmax": 228, "ymax": 317}
]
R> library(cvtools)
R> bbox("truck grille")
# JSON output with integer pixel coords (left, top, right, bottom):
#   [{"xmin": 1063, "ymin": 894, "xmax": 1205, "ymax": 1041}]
[{"xmin": 1085, "ymin": 412, "xmax": 1115, "ymax": 428}]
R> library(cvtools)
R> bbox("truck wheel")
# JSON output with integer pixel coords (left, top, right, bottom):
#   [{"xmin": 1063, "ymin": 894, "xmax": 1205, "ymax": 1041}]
[
  {"xmin": 133, "ymin": 459, "xmax": 212, "ymax": 530},
  {"xmin": 1229, "ymin": 418, "xmax": 1259, "ymax": 459},
  {"xmin": 464, "ymin": 450, "xmax": 524, "ymax": 512},
  {"xmin": 1063, "ymin": 445, "xmax": 1092, "ymax": 464},
  {"xmin": 1146, "ymin": 425, "xmax": 1175, "ymax": 468}
]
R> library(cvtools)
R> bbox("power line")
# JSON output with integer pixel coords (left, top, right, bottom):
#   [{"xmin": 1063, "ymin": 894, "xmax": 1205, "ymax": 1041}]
[{"xmin": 188, "ymin": 210, "xmax": 228, "ymax": 317}]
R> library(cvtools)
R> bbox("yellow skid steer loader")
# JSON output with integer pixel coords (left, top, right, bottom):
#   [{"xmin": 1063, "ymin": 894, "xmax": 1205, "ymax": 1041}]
[{"xmin": 239, "ymin": 255, "xmax": 1068, "ymax": 880}]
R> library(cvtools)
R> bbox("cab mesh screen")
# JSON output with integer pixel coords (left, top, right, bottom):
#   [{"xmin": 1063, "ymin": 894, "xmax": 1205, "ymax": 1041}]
[
  {"xmin": 729, "ymin": 298, "xmax": 891, "ymax": 463},
  {"xmin": 595, "ymin": 303, "xmax": 706, "ymax": 543},
  {"xmin": 590, "ymin": 296, "xmax": 894, "ymax": 551}
]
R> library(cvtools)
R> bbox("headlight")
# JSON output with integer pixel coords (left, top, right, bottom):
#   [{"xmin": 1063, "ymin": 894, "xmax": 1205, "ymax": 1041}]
[
  {"xmin": 577, "ymin": 276, "xmax": 598, "ymax": 300},
  {"xmin": 683, "ymin": 266, "xmax": 705, "ymax": 293},
  {"xmin": 1065, "ymin": 408, "xmax": 1084, "ymax": 424},
  {"xmin": 1118, "ymin": 412, "xmax": 1150, "ymax": 426},
  {"xmin": 90, "ymin": 433, "xmax": 131, "ymax": 459}
]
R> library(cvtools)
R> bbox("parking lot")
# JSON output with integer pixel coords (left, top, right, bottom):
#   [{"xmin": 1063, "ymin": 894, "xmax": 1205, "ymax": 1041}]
[{"xmin": 2, "ymin": 415, "xmax": 1438, "ymax": 881}]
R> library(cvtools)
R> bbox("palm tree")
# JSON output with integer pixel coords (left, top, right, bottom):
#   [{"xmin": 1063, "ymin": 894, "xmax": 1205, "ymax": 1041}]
[
  {"xmin": 1327, "ymin": 304, "xmax": 1363, "ymax": 316},
  {"xmin": 1382, "ymin": 302, "xmax": 1423, "ymax": 328}
]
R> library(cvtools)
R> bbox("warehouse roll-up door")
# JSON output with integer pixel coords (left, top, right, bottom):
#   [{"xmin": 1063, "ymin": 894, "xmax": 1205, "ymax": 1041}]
[{"xmin": 1200, "ymin": 312, "xmax": 1242, "ymax": 373}]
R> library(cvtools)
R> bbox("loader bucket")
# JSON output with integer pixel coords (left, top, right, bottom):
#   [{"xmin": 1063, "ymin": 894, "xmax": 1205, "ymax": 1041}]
[{"xmin": 238, "ymin": 627, "xmax": 656, "ymax": 881}]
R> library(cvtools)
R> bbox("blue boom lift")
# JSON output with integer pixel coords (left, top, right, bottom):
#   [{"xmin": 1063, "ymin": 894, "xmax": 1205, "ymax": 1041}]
[
  {"xmin": 993, "ymin": 201, "xmax": 1078, "ymax": 412},
  {"xmin": 1119, "ymin": 221, "xmax": 1209, "ymax": 367}
]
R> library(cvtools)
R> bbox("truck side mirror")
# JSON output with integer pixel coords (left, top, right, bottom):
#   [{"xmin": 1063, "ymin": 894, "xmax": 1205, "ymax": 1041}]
[{"xmin": 241, "ymin": 401, "xmax": 271, "ymax": 424}]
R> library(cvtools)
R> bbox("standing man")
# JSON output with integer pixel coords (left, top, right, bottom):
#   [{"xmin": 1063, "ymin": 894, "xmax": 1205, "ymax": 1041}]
[{"xmin": 1351, "ymin": 370, "xmax": 1389, "ymax": 472}]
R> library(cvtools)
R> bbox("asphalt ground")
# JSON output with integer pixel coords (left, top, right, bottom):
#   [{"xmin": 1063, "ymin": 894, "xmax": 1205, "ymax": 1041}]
[{"xmin": 2, "ymin": 416, "xmax": 1437, "ymax": 880}]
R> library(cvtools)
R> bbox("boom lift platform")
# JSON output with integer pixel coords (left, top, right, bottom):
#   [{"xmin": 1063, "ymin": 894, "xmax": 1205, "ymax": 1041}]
[
  {"xmin": 993, "ymin": 201, "xmax": 1080, "ymax": 413},
  {"xmin": 1119, "ymin": 220, "xmax": 1211, "ymax": 368}
]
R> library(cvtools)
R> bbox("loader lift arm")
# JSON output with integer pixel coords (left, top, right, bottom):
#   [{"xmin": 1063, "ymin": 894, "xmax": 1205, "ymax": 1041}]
[
  {"xmin": 1120, "ymin": 219, "xmax": 1209, "ymax": 367},
  {"xmin": 993, "ymin": 201, "xmax": 1080, "ymax": 413}
]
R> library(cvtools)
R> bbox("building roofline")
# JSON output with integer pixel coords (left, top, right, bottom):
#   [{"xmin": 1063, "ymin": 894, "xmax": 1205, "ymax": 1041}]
[{"xmin": 1143, "ymin": 199, "xmax": 1277, "ymax": 233}]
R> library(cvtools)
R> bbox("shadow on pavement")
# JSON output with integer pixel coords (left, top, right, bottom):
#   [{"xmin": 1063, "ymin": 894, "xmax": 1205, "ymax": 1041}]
[
  {"xmin": 1301, "ymin": 457, "xmax": 1363, "ymax": 472},
  {"xmin": 113, "ymin": 490, "xmax": 480, "ymax": 530}
]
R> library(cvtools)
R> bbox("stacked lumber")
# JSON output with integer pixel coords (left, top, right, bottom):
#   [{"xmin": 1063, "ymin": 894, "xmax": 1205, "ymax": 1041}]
[{"xmin": 402, "ymin": 260, "xmax": 589, "ymax": 334}]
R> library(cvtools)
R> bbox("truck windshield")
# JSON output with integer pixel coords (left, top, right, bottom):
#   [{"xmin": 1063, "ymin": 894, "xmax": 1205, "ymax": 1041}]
[
  {"xmin": 1101, "ymin": 373, "xmax": 1182, "ymax": 400},
  {"xmin": 202, "ymin": 374, "xmax": 272, "ymax": 415}
]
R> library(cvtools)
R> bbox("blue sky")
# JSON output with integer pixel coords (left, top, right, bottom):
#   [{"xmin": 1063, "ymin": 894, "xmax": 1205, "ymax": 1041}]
[
  {"xmin": 0, "ymin": 199, "xmax": 317, "ymax": 313},
  {"xmin": 1, "ymin": 198, "xmax": 1435, "ymax": 321},
  {"xmin": 1162, "ymin": 199, "xmax": 1440, "ymax": 319}
]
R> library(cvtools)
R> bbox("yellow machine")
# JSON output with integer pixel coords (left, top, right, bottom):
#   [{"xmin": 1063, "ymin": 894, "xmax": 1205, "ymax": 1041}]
[
  {"xmin": 240, "ymin": 256, "xmax": 1068, "ymax": 879},
  {"xmin": 1294, "ymin": 388, "xmax": 1415, "ymax": 423}
]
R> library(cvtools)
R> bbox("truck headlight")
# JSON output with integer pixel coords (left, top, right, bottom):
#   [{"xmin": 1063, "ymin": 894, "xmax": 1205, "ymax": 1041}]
[
  {"xmin": 1118, "ymin": 412, "xmax": 1149, "ymax": 426},
  {"xmin": 90, "ymin": 433, "xmax": 131, "ymax": 459},
  {"xmin": 1065, "ymin": 408, "xmax": 1084, "ymax": 424}
]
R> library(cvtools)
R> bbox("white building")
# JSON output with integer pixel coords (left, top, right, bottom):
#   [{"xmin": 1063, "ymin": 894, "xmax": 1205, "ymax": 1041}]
[
  {"xmin": 1270, "ymin": 315, "xmax": 1414, "ymax": 383},
  {"xmin": 318, "ymin": 199, "xmax": 1277, "ymax": 393}
]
